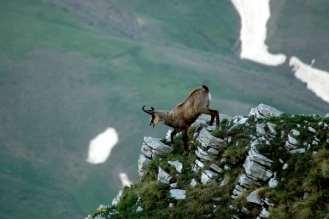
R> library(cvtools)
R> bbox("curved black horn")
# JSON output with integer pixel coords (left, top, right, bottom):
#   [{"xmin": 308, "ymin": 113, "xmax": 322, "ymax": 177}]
[{"xmin": 142, "ymin": 105, "xmax": 154, "ymax": 115}]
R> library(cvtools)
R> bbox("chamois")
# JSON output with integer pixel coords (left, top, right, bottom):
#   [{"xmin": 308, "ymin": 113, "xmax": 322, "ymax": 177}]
[{"xmin": 142, "ymin": 85, "xmax": 219, "ymax": 149}]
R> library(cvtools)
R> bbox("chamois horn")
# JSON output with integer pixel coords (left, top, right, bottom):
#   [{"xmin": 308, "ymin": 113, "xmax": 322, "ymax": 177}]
[{"xmin": 142, "ymin": 105, "xmax": 154, "ymax": 115}]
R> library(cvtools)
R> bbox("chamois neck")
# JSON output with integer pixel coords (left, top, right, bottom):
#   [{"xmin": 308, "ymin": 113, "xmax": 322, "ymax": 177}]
[{"xmin": 156, "ymin": 111, "xmax": 173, "ymax": 125}]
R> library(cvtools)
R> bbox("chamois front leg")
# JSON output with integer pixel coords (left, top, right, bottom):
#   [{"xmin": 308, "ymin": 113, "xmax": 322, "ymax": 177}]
[
  {"xmin": 182, "ymin": 129, "xmax": 189, "ymax": 151},
  {"xmin": 204, "ymin": 109, "xmax": 220, "ymax": 127},
  {"xmin": 170, "ymin": 129, "xmax": 178, "ymax": 146}
]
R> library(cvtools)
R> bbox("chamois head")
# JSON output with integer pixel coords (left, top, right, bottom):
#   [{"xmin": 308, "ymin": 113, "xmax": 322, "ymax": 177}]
[{"xmin": 142, "ymin": 106, "xmax": 163, "ymax": 127}]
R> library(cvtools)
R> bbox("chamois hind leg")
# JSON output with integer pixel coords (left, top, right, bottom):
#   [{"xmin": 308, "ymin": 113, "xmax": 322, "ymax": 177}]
[
  {"xmin": 203, "ymin": 109, "xmax": 219, "ymax": 127},
  {"xmin": 210, "ymin": 109, "xmax": 220, "ymax": 127}
]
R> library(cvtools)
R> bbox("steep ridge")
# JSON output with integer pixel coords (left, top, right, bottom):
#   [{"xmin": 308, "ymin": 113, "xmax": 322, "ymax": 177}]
[{"xmin": 88, "ymin": 104, "xmax": 328, "ymax": 218}]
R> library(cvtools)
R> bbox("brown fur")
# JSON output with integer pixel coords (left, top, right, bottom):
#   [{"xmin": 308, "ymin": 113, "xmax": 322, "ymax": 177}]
[{"xmin": 142, "ymin": 86, "xmax": 219, "ymax": 149}]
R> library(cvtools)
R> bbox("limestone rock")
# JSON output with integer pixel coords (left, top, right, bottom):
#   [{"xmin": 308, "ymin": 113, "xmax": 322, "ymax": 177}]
[
  {"xmin": 170, "ymin": 183, "xmax": 177, "ymax": 188},
  {"xmin": 308, "ymin": 126, "xmax": 316, "ymax": 133},
  {"xmin": 141, "ymin": 143, "xmax": 153, "ymax": 158},
  {"xmin": 195, "ymin": 147, "xmax": 214, "ymax": 161},
  {"xmin": 196, "ymin": 128, "xmax": 225, "ymax": 149},
  {"xmin": 232, "ymin": 115, "xmax": 249, "ymax": 125},
  {"xmin": 192, "ymin": 159, "xmax": 205, "ymax": 172},
  {"xmin": 268, "ymin": 177, "xmax": 278, "ymax": 188},
  {"xmin": 237, "ymin": 174, "xmax": 256, "ymax": 189},
  {"xmin": 169, "ymin": 189, "xmax": 186, "ymax": 200},
  {"xmin": 168, "ymin": 160, "xmax": 183, "ymax": 173},
  {"xmin": 195, "ymin": 159, "xmax": 205, "ymax": 168},
  {"xmin": 219, "ymin": 175, "xmax": 229, "ymax": 187},
  {"xmin": 291, "ymin": 129, "xmax": 300, "ymax": 136},
  {"xmin": 143, "ymin": 137, "xmax": 173, "ymax": 157},
  {"xmin": 259, "ymin": 208, "xmax": 270, "ymax": 218},
  {"xmin": 192, "ymin": 114, "xmax": 211, "ymax": 127},
  {"xmin": 266, "ymin": 122, "xmax": 277, "ymax": 135},
  {"xmin": 201, "ymin": 170, "xmax": 218, "ymax": 184},
  {"xmin": 249, "ymin": 104, "xmax": 282, "ymax": 119},
  {"xmin": 208, "ymin": 147, "xmax": 219, "ymax": 155},
  {"xmin": 248, "ymin": 144, "xmax": 273, "ymax": 167},
  {"xmin": 232, "ymin": 185, "xmax": 245, "ymax": 198},
  {"xmin": 282, "ymin": 163, "xmax": 288, "ymax": 170},
  {"xmin": 111, "ymin": 190, "xmax": 123, "ymax": 206},
  {"xmin": 243, "ymin": 155, "xmax": 273, "ymax": 181},
  {"xmin": 201, "ymin": 170, "xmax": 219, "ymax": 184},
  {"xmin": 210, "ymin": 163, "xmax": 223, "ymax": 174},
  {"xmin": 201, "ymin": 172, "xmax": 211, "ymax": 184},
  {"xmin": 289, "ymin": 148, "xmax": 306, "ymax": 154},
  {"xmin": 288, "ymin": 134, "xmax": 299, "ymax": 145},
  {"xmin": 136, "ymin": 206, "xmax": 143, "ymax": 213},
  {"xmin": 256, "ymin": 123, "xmax": 266, "ymax": 136},
  {"xmin": 138, "ymin": 154, "xmax": 151, "ymax": 177},
  {"xmin": 246, "ymin": 189, "xmax": 262, "ymax": 205},
  {"xmin": 190, "ymin": 178, "xmax": 198, "ymax": 187},
  {"xmin": 157, "ymin": 167, "xmax": 172, "ymax": 184}
]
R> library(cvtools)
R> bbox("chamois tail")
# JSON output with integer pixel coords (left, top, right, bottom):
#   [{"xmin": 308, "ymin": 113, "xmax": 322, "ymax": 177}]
[{"xmin": 202, "ymin": 85, "xmax": 209, "ymax": 92}]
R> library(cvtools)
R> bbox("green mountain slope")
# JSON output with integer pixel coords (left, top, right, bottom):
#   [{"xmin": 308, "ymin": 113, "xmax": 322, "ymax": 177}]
[{"xmin": 0, "ymin": 1, "xmax": 328, "ymax": 218}]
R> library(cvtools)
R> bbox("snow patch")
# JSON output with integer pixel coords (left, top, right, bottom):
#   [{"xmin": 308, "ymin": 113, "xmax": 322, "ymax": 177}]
[
  {"xmin": 231, "ymin": 0, "xmax": 286, "ymax": 66},
  {"xmin": 289, "ymin": 56, "xmax": 329, "ymax": 103},
  {"xmin": 87, "ymin": 127, "xmax": 119, "ymax": 164}
]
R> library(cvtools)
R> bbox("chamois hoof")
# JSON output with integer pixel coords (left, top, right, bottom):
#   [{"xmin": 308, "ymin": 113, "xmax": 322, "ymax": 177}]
[{"xmin": 206, "ymin": 121, "xmax": 214, "ymax": 126}]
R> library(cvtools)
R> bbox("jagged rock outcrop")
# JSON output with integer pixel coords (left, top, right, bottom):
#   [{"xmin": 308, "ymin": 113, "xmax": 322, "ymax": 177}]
[
  {"xmin": 138, "ymin": 137, "xmax": 173, "ymax": 176},
  {"xmin": 249, "ymin": 103, "xmax": 282, "ymax": 119},
  {"xmin": 89, "ymin": 104, "xmax": 329, "ymax": 219}
]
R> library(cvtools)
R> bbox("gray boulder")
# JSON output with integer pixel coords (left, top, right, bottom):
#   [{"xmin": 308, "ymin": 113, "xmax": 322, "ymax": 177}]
[
  {"xmin": 237, "ymin": 174, "xmax": 256, "ymax": 189},
  {"xmin": 246, "ymin": 189, "xmax": 262, "ymax": 205},
  {"xmin": 201, "ymin": 170, "xmax": 218, "ymax": 184},
  {"xmin": 168, "ymin": 160, "xmax": 183, "ymax": 173},
  {"xmin": 248, "ymin": 144, "xmax": 273, "ymax": 167},
  {"xmin": 249, "ymin": 104, "xmax": 282, "ymax": 119},
  {"xmin": 258, "ymin": 208, "xmax": 270, "ymax": 218},
  {"xmin": 289, "ymin": 148, "xmax": 306, "ymax": 154},
  {"xmin": 268, "ymin": 177, "xmax": 279, "ymax": 188},
  {"xmin": 143, "ymin": 137, "xmax": 173, "ymax": 157},
  {"xmin": 266, "ymin": 122, "xmax": 277, "ymax": 136},
  {"xmin": 256, "ymin": 123, "xmax": 266, "ymax": 136},
  {"xmin": 157, "ymin": 167, "xmax": 172, "ymax": 184},
  {"xmin": 196, "ymin": 128, "xmax": 225, "ymax": 149},
  {"xmin": 111, "ymin": 190, "xmax": 123, "ymax": 206},
  {"xmin": 138, "ymin": 154, "xmax": 151, "ymax": 177},
  {"xmin": 209, "ymin": 163, "xmax": 223, "ymax": 174},
  {"xmin": 190, "ymin": 178, "xmax": 198, "ymax": 187},
  {"xmin": 195, "ymin": 146, "xmax": 214, "ymax": 161},
  {"xmin": 243, "ymin": 146, "xmax": 273, "ymax": 182},
  {"xmin": 243, "ymin": 156, "xmax": 273, "ymax": 181},
  {"xmin": 169, "ymin": 189, "xmax": 186, "ymax": 200}
]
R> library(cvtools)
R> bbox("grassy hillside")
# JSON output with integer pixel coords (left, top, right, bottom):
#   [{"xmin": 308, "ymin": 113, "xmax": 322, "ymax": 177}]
[{"xmin": 0, "ymin": 0, "xmax": 328, "ymax": 218}]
